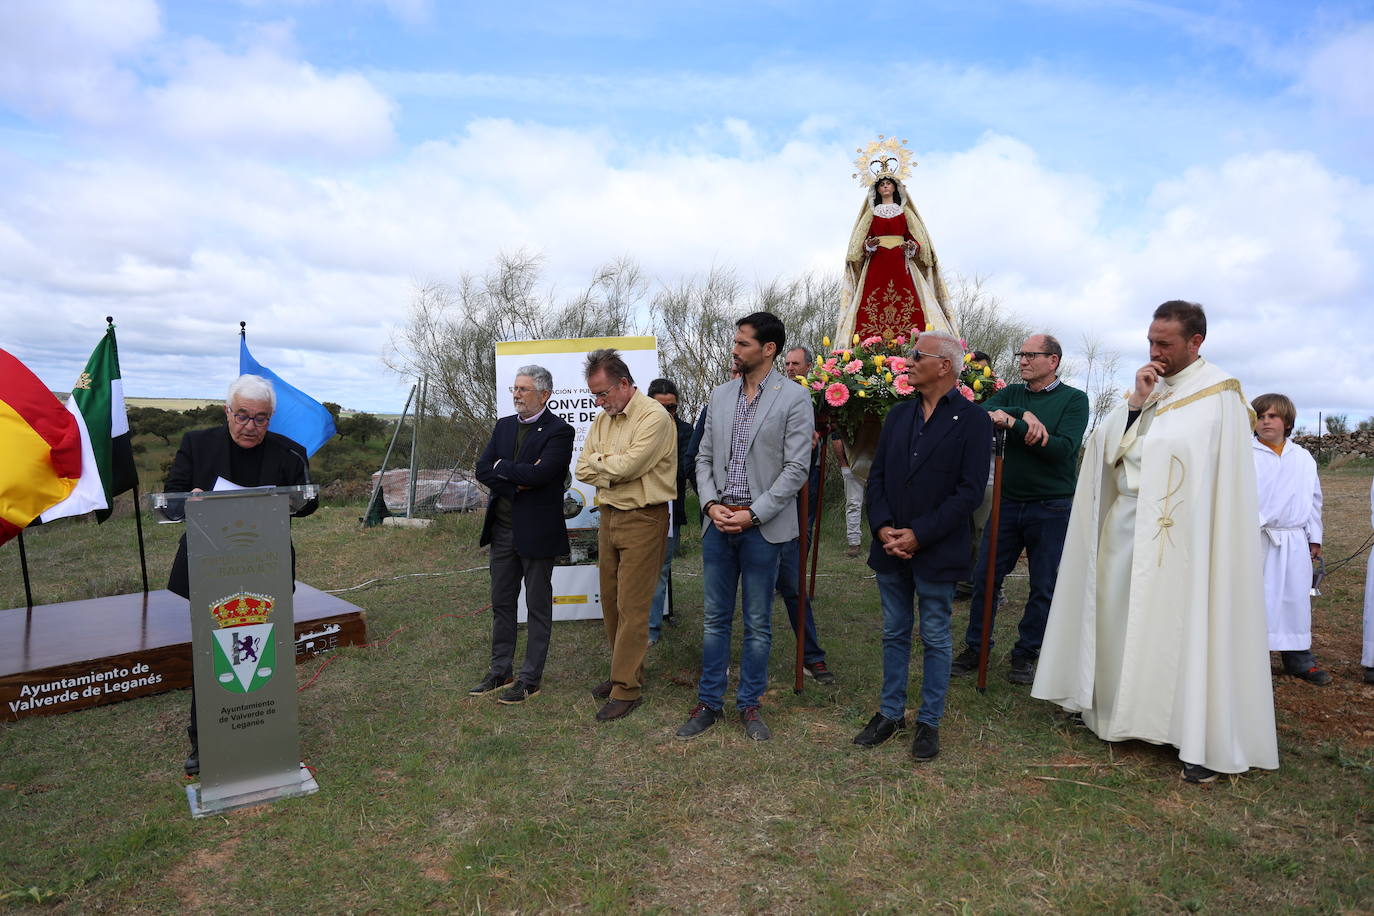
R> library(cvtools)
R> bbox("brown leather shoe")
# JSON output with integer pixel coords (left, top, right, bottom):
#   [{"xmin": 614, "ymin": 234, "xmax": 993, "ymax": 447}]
[
  {"xmin": 591, "ymin": 679, "xmax": 613, "ymax": 700},
  {"xmin": 595, "ymin": 697, "xmax": 642, "ymax": 721}
]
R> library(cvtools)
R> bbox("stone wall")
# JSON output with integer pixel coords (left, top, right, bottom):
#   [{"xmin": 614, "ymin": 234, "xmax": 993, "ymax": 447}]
[{"xmin": 1293, "ymin": 431, "xmax": 1374, "ymax": 459}]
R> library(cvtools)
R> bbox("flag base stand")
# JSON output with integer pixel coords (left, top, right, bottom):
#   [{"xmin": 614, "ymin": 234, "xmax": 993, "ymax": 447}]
[{"xmin": 186, "ymin": 764, "xmax": 319, "ymax": 818}]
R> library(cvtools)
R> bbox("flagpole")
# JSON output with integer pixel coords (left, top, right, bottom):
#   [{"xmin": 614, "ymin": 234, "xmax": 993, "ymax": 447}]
[
  {"xmin": 131, "ymin": 480, "xmax": 150, "ymax": 593},
  {"xmin": 17, "ymin": 530, "xmax": 34, "ymax": 609}
]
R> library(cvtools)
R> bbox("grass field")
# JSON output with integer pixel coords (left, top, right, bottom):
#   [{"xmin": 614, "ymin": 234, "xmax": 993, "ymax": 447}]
[{"xmin": 1, "ymin": 468, "xmax": 1371, "ymax": 914}]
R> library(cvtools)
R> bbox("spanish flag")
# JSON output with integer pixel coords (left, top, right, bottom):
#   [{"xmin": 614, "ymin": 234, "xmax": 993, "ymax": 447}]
[{"xmin": 0, "ymin": 349, "xmax": 81, "ymax": 545}]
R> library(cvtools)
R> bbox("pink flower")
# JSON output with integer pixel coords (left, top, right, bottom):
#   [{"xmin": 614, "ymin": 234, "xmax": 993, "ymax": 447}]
[
  {"xmin": 844, "ymin": 359, "xmax": 863, "ymax": 374},
  {"xmin": 824, "ymin": 382, "xmax": 850, "ymax": 407},
  {"xmin": 861, "ymin": 335, "xmax": 883, "ymax": 348},
  {"xmin": 893, "ymin": 374, "xmax": 914, "ymax": 395},
  {"xmin": 887, "ymin": 356, "xmax": 908, "ymax": 373},
  {"xmin": 821, "ymin": 358, "xmax": 839, "ymax": 374},
  {"xmin": 909, "ymin": 326, "xmax": 920, "ymax": 337},
  {"xmin": 893, "ymin": 335, "xmax": 907, "ymax": 346},
  {"xmin": 994, "ymin": 378, "xmax": 1007, "ymax": 390},
  {"xmin": 957, "ymin": 384, "xmax": 976, "ymax": 401},
  {"xmin": 959, "ymin": 338, "xmax": 968, "ymax": 349},
  {"xmin": 811, "ymin": 381, "xmax": 824, "ymax": 390}
]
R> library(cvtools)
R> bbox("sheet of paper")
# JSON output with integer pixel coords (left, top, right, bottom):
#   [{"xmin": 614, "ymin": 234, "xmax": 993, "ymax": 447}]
[{"xmin": 212, "ymin": 477, "xmax": 248, "ymax": 492}]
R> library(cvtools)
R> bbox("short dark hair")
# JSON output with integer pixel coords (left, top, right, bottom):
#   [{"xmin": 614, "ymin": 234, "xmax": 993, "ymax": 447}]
[
  {"xmin": 1153, "ymin": 300, "xmax": 1207, "ymax": 340},
  {"xmin": 646, "ymin": 378, "xmax": 678, "ymax": 398},
  {"xmin": 1252, "ymin": 393, "xmax": 1296, "ymax": 436},
  {"xmin": 737, "ymin": 311, "xmax": 786, "ymax": 356},
  {"xmin": 584, "ymin": 348, "xmax": 634, "ymax": 385},
  {"xmin": 970, "ymin": 350, "xmax": 991, "ymax": 364},
  {"xmin": 1037, "ymin": 334, "xmax": 1063, "ymax": 361}
]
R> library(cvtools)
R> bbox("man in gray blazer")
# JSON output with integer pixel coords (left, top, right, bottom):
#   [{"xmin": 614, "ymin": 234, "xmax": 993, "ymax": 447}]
[{"xmin": 677, "ymin": 311, "xmax": 814, "ymax": 741}]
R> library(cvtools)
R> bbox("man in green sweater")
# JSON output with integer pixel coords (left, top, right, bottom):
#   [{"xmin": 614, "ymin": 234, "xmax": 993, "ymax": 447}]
[{"xmin": 951, "ymin": 333, "xmax": 1089, "ymax": 684}]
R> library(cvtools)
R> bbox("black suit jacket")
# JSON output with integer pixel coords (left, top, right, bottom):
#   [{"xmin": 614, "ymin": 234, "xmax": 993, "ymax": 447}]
[
  {"xmin": 866, "ymin": 389, "xmax": 992, "ymax": 581},
  {"xmin": 164, "ymin": 426, "xmax": 315, "ymax": 598},
  {"xmin": 475, "ymin": 409, "xmax": 575, "ymax": 558}
]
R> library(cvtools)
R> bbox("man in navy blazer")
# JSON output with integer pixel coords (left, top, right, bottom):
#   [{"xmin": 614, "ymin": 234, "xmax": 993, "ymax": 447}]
[
  {"xmin": 853, "ymin": 331, "xmax": 992, "ymax": 761},
  {"xmin": 471, "ymin": 365, "xmax": 575, "ymax": 705}
]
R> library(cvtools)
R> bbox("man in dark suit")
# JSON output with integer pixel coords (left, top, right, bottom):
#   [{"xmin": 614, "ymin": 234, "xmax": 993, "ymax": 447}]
[
  {"xmin": 164, "ymin": 374, "xmax": 317, "ymax": 776},
  {"xmin": 852, "ymin": 331, "xmax": 992, "ymax": 761},
  {"xmin": 471, "ymin": 365, "xmax": 575, "ymax": 705}
]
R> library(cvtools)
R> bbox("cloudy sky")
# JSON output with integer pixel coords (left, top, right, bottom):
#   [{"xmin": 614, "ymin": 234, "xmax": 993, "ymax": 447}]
[{"xmin": 2, "ymin": 0, "xmax": 1371, "ymax": 426}]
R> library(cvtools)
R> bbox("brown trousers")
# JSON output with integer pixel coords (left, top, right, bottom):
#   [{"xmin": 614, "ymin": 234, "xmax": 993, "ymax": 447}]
[{"xmin": 598, "ymin": 503, "xmax": 669, "ymax": 700}]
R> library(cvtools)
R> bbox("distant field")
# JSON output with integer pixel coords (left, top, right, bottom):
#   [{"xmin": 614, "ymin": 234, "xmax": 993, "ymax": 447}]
[{"xmin": 124, "ymin": 397, "xmax": 222, "ymax": 411}]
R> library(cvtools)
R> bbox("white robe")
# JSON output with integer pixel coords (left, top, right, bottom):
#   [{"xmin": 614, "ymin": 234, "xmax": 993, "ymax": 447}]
[
  {"xmin": 1252, "ymin": 437, "xmax": 1322, "ymax": 651},
  {"xmin": 1032, "ymin": 358, "xmax": 1278, "ymax": 773},
  {"xmin": 1364, "ymin": 479, "xmax": 1374, "ymax": 668}
]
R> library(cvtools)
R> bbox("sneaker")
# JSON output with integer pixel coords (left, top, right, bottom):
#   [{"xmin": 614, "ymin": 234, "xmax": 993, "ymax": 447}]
[
  {"xmin": 853, "ymin": 712, "xmax": 906, "ymax": 747},
  {"xmin": 468, "ymin": 673, "xmax": 513, "ymax": 696},
  {"xmin": 953, "ymin": 581, "xmax": 973, "ymax": 599},
  {"xmin": 804, "ymin": 660, "xmax": 836, "ymax": 685},
  {"xmin": 1006, "ymin": 657, "xmax": 1036, "ymax": 685},
  {"xmin": 497, "ymin": 680, "xmax": 540, "ymax": 705},
  {"xmin": 845, "ymin": 543, "xmax": 860, "ymax": 558},
  {"xmin": 949, "ymin": 646, "xmax": 981, "ymax": 677},
  {"xmin": 741, "ymin": 706, "xmax": 771, "ymax": 741},
  {"xmin": 1291, "ymin": 666, "xmax": 1332, "ymax": 686},
  {"xmin": 911, "ymin": 722, "xmax": 939, "ymax": 761},
  {"xmin": 1365, "ymin": 667, "xmax": 1374, "ymax": 685},
  {"xmin": 676, "ymin": 703, "xmax": 722, "ymax": 738},
  {"xmin": 1181, "ymin": 762, "xmax": 1219, "ymax": 784}
]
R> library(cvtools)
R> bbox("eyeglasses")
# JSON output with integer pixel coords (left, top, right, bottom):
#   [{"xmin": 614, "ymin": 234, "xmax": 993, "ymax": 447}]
[
  {"xmin": 230, "ymin": 411, "xmax": 270, "ymax": 427},
  {"xmin": 508, "ymin": 385, "xmax": 538, "ymax": 394},
  {"xmin": 1014, "ymin": 351, "xmax": 1053, "ymax": 360},
  {"xmin": 663, "ymin": 403, "xmax": 678, "ymax": 413},
  {"xmin": 911, "ymin": 349, "xmax": 948, "ymax": 363},
  {"xmin": 591, "ymin": 381, "xmax": 622, "ymax": 402}
]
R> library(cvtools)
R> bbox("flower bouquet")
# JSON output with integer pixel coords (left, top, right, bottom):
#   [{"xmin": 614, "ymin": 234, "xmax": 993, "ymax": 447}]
[
  {"xmin": 795, "ymin": 331, "xmax": 922, "ymax": 444},
  {"xmin": 957, "ymin": 354, "xmax": 1007, "ymax": 404}
]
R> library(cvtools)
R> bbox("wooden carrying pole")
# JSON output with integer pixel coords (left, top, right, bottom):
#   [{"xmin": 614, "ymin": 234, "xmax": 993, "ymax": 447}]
[
  {"xmin": 807, "ymin": 434, "xmax": 827, "ymax": 599},
  {"xmin": 976, "ymin": 427, "xmax": 1008, "ymax": 693}
]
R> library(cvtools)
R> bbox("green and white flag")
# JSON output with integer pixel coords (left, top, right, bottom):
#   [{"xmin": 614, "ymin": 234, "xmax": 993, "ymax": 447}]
[{"xmin": 41, "ymin": 321, "xmax": 137, "ymax": 523}]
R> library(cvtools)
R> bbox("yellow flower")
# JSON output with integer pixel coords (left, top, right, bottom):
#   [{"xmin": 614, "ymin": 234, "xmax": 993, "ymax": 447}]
[
  {"xmin": 873, "ymin": 354, "xmax": 885, "ymax": 368},
  {"xmin": 819, "ymin": 373, "xmax": 830, "ymax": 383},
  {"xmin": 822, "ymin": 336, "xmax": 831, "ymax": 348},
  {"xmin": 963, "ymin": 352, "xmax": 973, "ymax": 364},
  {"xmin": 842, "ymin": 350, "xmax": 851, "ymax": 360},
  {"xmin": 973, "ymin": 379, "xmax": 983, "ymax": 391},
  {"xmin": 983, "ymin": 365, "xmax": 992, "ymax": 377},
  {"xmin": 853, "ymin": 334, "xmax": 860, "ymax": 345},
  {"xmin": 794, "ymin": 375, "xmax": 807, "ymax": 385},
  {"xmin": 924, "ymin": 323, "xmax": 932, "ymax": 331},
  {"xmin": 884, "ymin": 371, "xmax": 893, "ymax": 382},
  {"xmin": 857, "ymin": 389, "xmax": 868, "ymax": 398}
]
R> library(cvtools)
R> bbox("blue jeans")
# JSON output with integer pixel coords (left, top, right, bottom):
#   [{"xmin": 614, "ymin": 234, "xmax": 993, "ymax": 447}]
[
  {"xmin": 774, "ymin": 538, "xmax": 825, "ymax": 664},
  {"xmin": 648, "ymin": 524, "xmax": 680, "ymax": 640},
  {"xmin": 877, "ymin": 567, "xmax": 954, "ymax": 727},
  {"xmin": 963, "ymin": 497, "xmax": 1072, "ymax": 662},
  {"xmin": 699, "ymin": 525, "xmax": 783, "ymax": 710}
]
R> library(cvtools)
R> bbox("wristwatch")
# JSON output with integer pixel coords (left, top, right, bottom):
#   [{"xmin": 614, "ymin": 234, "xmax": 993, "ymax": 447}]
[{"xmin": 748, "ymin": 509, "xmax": 761, "ymax": 527}]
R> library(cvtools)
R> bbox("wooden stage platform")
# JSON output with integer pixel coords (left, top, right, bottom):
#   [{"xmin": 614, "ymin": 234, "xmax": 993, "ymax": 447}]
[{"xmin": 1, "ymin": 584, "xmax": 367, "ymax": 721}]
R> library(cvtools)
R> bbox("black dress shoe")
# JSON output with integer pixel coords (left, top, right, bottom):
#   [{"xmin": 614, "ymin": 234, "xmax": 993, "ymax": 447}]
[
  {"xmin": 468, "ymin": 673, "xmax": 513, "ymax": 696},
  {"xmin": 184, "ymin": 749, "xmax": 200, "ymax": 777},
  {"xmin": 949, "ymin": 646, "xmax": 980, "ymax": 677},
  {"xmin": 1006, "ymin": 657, "xmax": 1036, "ymax": 685},
  {"xmin": 911, "ymin": 723, "xmax": 940, "ymax": 761},
  {"xmin": 853, "ymin": 712, "xmax": 906, "ymax": 747}
]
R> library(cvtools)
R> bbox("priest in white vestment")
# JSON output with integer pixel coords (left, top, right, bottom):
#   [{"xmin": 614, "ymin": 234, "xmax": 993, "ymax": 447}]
[
  {"xmin": 1032, "ymin": 301, "xmax": 1278, "ymax": 782},
  {"xmin": 1251, "ymin": 393, "xmax": 1328, "ymax": 685}
]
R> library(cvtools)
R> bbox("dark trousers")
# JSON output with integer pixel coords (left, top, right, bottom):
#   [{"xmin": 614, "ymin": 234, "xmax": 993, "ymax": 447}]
[
  {"xmin": 963, "ymin": 497, "xmax": 1072, "ymax": 662},
  {"xmin": 488, "ymin": 522, "xmax": 556, "ymax": 686},
  {"xmin": 775, "ymin": 537, "xmax": 826, "ymax": 664}
]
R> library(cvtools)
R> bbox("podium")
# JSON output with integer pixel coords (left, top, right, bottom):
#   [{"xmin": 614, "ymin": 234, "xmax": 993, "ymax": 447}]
[{"xmin": 151, "ymin": 485, "xmax": 321, "ymax": 817}]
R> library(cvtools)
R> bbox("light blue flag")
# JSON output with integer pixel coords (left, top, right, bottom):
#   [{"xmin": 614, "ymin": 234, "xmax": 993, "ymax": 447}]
[{"xmin": 239, "ymin": 334, "xmax": 336, "ymax": 456}]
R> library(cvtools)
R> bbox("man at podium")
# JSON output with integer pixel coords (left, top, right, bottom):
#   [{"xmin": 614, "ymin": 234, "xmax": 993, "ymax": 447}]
[{"xmin": 164, "ymin": 374, "xmax": 316, "ymax": 776}]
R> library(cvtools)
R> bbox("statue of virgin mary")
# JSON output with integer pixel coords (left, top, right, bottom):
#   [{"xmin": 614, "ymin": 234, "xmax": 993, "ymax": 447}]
[{"xmin": 835, "ymin": 137, "xmax": 958, "ymax": 344}]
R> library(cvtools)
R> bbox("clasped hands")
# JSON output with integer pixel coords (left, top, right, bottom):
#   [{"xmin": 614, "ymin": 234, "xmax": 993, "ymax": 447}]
[
  {"xmin": 708, "ymin": 502, "xmax": 754, "ymax": 534},
  {"xmin": 877, "ymin": 525, "xmax": 918, "ymax": 559}
]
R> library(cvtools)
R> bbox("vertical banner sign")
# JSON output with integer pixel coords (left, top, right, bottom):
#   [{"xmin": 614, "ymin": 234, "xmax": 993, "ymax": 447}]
[
  {"xmin": 494, "ymin": 336, "xmax": 660, "ymax": 621},
  {"xmin": 187, "ymin": 490, "xmax": 313, "ymax": 814}
]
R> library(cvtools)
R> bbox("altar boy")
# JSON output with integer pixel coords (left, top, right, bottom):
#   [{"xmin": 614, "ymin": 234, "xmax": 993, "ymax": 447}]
[{"xmin": 1252, "ymin": 393, "xmax": 1329, "ymax": 685}]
